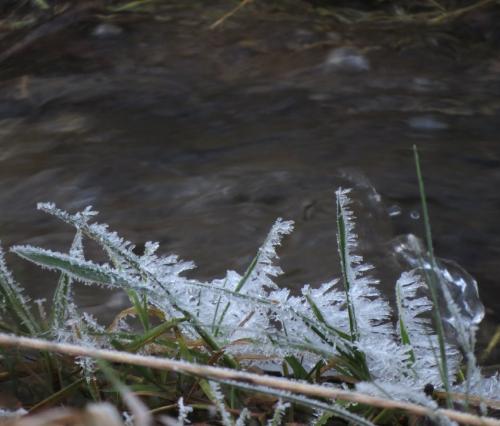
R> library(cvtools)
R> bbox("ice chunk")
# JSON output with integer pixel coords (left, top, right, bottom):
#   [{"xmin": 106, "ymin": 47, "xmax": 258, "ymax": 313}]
[{"xmin": 391, "ymin": 234, "xmax": 485, "ymax": 330}]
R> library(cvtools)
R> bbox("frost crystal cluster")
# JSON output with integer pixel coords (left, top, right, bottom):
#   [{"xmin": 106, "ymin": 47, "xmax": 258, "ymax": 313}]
[{"xmin": 6, "ymin": 188, "xmax": 499, "ymax": 404}]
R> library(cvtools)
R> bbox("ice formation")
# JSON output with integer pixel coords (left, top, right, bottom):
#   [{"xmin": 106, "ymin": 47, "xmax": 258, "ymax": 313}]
[{"xmin": 5, "ymin": 188, "xmax": 499, "ymax": 408}]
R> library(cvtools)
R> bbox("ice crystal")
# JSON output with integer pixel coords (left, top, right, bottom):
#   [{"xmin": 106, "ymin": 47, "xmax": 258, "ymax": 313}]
[
  {"xmin": 235, "ymin": 408, "xmax": 250, "ymax": 426},
  {"xmin": 396, "ymin": 270, "xmax": 460, "ymax": 386},
  {"xmin": 336, "ymin": 188, "xmax": 409, "ymax": 382},
  {"xmin": 266, "ymin": 399, "xmax": 290, "ymax": 426},
  {"xmin": 0, "ymin": 408, "xmax": 27, "ymax": 418},
  {"xmin": 336, "ymin": 188, "xmax": 393, "ymax": 337},
  {"xmin": 9, "ymin": 187, "xmax": 494, "ymax": 403},
  {"xmin": 455, "ymin": 372, "xmax": 500, "ymax": 401},
  {"xmin": 177, "ymin": 398, "xmax": 192, "ymax": 426},
  {"xmin": 208, "ymin": 381, "xmax": 234, "ymax": 426},
  {"xmin": 356, "ymin": 381, "xmax": 457, "ymax": 426}
]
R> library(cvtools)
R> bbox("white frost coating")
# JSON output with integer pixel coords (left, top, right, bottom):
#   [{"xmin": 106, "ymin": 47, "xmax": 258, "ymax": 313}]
[
  {"xmin": 0, "ymin": 244, "xmax": 24, "ymax": 295},
  {"xmin": 220, "ymin": 379, "xmax": 375, "ymax": 426},
  {"xmin": 356, "ymin": 382, "xmax": 458, "ymax": 426},
  {"xmin": 177, "ymin": 397, "xmax": 192, "ymax": 426},
  {"xmin": 0, "ymin": 408, "xmax": 28, "ymax": 418},
  {"xmin": 0, "ymin": 244, "xmax": 35, "ymax": 329},
  {"xmin": 14, "ymin": 192, "xmax": 488, "ymax": 400},
  {"xmin": 336, "ymin": 188, "xmax": 408, "ymax": 381},
  {"xmin": 396, "ymin": 270, "xmax": 460, "ymax": 386},
  {"xmin": 208, "ymin": 381, "xmax": 234, "ymax": 426},
  {"xmin": 11, "ymin": 245, "xmax": 139, "ymax": 290},
  {"xmin": 427, "ymin": 267, "xmax": 500, "ymax": 401},
  {"xmin": 454, "ymin": 373, "xmax": 500, "ymax": 401},
  {"xmin": 437, "ymin": 268, "xmax": 490, "ymax": 400},
  {"xmin": 336, "ymin": 189, "xmax": 393, "ymax": 334},
  {"xmin": 266, "ymin": 399, "xmax": 290, "ymax": 426},
  {"xmin": 248, "ymin": 218, "xmax": 294, "ymax": 293},
  {"xmin": 235, "ymin": 408, "xmax": 250, "ymax": 426}
]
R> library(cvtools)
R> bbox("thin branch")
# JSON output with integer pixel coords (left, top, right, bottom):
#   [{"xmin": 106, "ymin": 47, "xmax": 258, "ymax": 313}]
[{"xmin": 0, "ymin": 333, "xmax": 499, "ymax": 426}]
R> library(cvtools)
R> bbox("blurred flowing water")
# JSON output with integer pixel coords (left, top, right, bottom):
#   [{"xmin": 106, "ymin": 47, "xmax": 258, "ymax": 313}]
[{"xmin": 0, "ymin": 1, "xmax": 499, "ymax": 357}]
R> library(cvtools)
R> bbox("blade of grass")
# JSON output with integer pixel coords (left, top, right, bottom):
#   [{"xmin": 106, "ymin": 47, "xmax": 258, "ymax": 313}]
[
  {"xmin": 0, "ymin": 245, "xmax": 39, "ymax": 335},
  {"xmin": 395, "ymin": 279, "xmax": 416, "ymax": 365},
  {"xmin": 29, "ymin": 378, "xmax": 85, "ymax": 413},
  {"xmin": 125, "ymin": 317, "xmax": 186, "ymax": 353},
  {"xmin": 109, "ymin": 0, "xmax": 158, "ymax": 13},
  {"xmin": 214, "ymin": 254, "xmax": 258, "ymax": 337},
  {"xmin": 413, "ymin": 145, "xmax": 451, "ymax": 407},
  {"xmin": 32, "ymin": 0, "xmax": 49, "ymax": 10},
  {"xmin": 480, "ymin": 326, "xmax": 500, "ymax": 363},
  {"xmin": 33, "ymin": 206, "xmax": 239, "ymax": 369},
  {"xmin": 98, "ymin": 360, "xmax": 152, "ymax": 426},
  {"xmin": 210, "ymin": 0, "xmax": 254, "ymax": 30},
  {"xmin": 336, "ymin": 193, "xmax": 358, "ymax": 341}
]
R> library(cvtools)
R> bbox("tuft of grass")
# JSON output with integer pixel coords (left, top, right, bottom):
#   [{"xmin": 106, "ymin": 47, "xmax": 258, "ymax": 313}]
[{"xmin": 0, "ymin": 149, "xmax": 498, "ymax": 425}]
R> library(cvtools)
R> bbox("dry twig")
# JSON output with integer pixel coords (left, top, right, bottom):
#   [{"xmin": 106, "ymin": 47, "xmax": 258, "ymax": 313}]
[{"xmin": 0, "ymin": 333, "xmax": 499, "ymax": 426}]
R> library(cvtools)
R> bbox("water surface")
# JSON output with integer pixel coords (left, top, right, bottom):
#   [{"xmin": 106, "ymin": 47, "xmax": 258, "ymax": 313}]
[{"xmin": 0, "ymin": 1, "xmax": 499, "ymax": 358}]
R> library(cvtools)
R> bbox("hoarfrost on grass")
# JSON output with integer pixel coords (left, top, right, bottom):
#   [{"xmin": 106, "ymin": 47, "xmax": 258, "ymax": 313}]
[
  {"xmin": 177, "ymin": 397, "xmax": 192, "ymax": 426},
  {"xmin": 8, "ymin": 188, "xmax": 498, "ymax": 406}
]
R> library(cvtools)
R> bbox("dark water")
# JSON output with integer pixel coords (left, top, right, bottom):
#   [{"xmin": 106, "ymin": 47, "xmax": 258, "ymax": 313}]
[{"xmin": 0, "ymin": 2, "xmax": 499, "ymax": 358}]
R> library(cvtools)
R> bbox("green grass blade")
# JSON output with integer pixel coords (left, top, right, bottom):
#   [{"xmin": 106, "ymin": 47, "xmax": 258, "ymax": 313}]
[
  {"xmin": 36, "ymin": 204, "xmax": 238, "ymax": 368},
  {"xmin": 29, "ymin": 378, "xmax": 85, "ymax": 412},
  {"xmin": 304, "ymin": 293, "xmax": 352, "ymax": 341},
  {"xmin": 98, "ymin": 360, "xmax": 152, "ymax": 426},
  {"xmin": 0, "ymin": 245, "xmax": 39, "ymax": 335},
  {"xmin": 127, "ymin": 290, "xmax": 150, "ymax": 331},
  {"xmin": 284, "ymin": 355, "xmax": 309, "ymax": 380},
  {"xmin": 214, "ymin": 255, "xmax": 259, "ymax": 337},
  {"xmin": 51, "ymin": 231, "xmax": 84, "ymax": 332},
  {"xmin": 395, "ymin": 279, "xmax": 416, "ymax": 364},
  {"xmin": 32, "ymin": 0, "xmax": 49, "ymax": 10},
  {"xmin": 125, "ymin": 317, "xmax": 186, "ymax": 352},
  {"xmin": 12, "ymin": 246, "xmax": 134, "ymax": 289},
  {"xmin": 311, "ymin": 411, "xmax": 334, "ymax": 426},
  {"xmin": 336, "ymin": 192, "xmax": 358, "ymax": 341},
  {"xmin": 413, "ymin": 145, "xmax": 451, "ymax": 406}
]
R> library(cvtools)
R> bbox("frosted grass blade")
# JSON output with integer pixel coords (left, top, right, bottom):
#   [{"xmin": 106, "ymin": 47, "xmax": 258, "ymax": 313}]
[
  {"xmin": 35, "ymin": 203, "xmax": 236, "ymax": 367},
  {"xmin": 413, "ymin": 145, "xmax": 451, "ymax": 405},
  {"xmin": 12, "ymin": 246, "xmax": 134, "ymax": 289},
  {"xmin": 266, "ymin": 399, "xmax": 289, "ymax": 426},
  {"xmin": 0, "ymin": 244, "xmax": 39, "ymax": 335},
  {"xmin": 51, "ymin": 231, "xmax": 84, "ymax": 332},
  {"xmin": 336, "ymin": 192, "xmax": 358, "ymax": 340}
]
